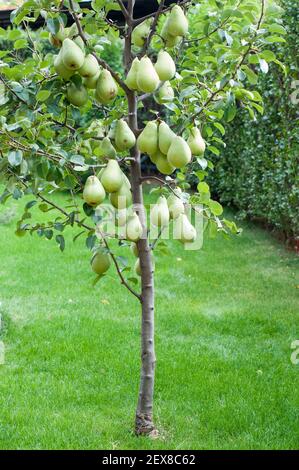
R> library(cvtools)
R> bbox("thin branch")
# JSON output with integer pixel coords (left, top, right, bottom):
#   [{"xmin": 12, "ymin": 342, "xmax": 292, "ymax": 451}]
[
  {"xmin": 140, "ymin": 0, "xmax": 165, "ymax": 55},
  {"xmin": 133, "ymin": 0, "xmax": 191, "ymax": 26},
  {"xmin": 116, "ymin": 0, "xmax": 130, "ymax": 20}
]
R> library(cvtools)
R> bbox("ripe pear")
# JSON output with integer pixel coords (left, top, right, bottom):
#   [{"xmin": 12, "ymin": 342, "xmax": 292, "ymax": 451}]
[
  {"xmin": 110, "ymin": 183, "xmax": 132, "ymax": 209},
  {"xmin": 83, "ymin": 175, "xmax": 106, "ymax": 207},
  {"xmin": 187, "ymin": 127, "xmax": 206, "ymax": 156},
  {"xmin": 67, "ymin": 83, "xmax": 89, "ymax": 107},
  {"xmin": 95, "ymin": 70, "xmax": 118, "ymax": 104},
  {"xmin": 101, "ymin": 160, "xmax": 123, "ymax": 193},
  {"xmin": 167, "ymin": 6, "xmax": 189, "ymax": 37},
  {"xmin": 125, "ymin": 57, "xmax": 140, "ymax": 91},
  {"xmin": 161, "ymin": 21, "xmax": 182, "ymax": 47},
  {"xmin": 79, "ymin": 54, "xmax": 99, "ymax": 78},
  {"xmin": 73, "ymin": 36, "xmax": 85, "ymax": 51},
  {"xmin": 158, "ymin": 121, "xmax": 176, "ymax": 155},
  {"xmin": 132, "ymin": 19, "xmax": 151, "ymax": 48},
  {"xmin": 54, "ymin": 52, "xmax": 74, "ymax": 80},
  {"xmin": 155, "ymin": 50, "xmax": 176, "ymax": 81},
  {"xmin": 101, "ymin": 137, "xmax": 117, "ymax": 159},
  {"xmin": 158, "ymin": 81, "xmax": 174, "ymax": 103},
  {"xmin": 115, "ymin": 208, "xmax": 128, "ymax": 227},
  {"xmin": 130, "ymin": 242, "xmax": 139, "ymax": 257},
  {"xmin": 136, "ymin": 57, "xmax": 160, "ymax": 93},
  {"xmin": 155, "ymin": 151, "xmax": 175, "ymax": 175},
  {"xmin": 84, "ymin": 69, "xmax": 101, "ymax": 89},
  {"xmin": 126, "ymin": 212, "xmax": 143, "ymax": 242},
  {"xmin": 167, "ymin": 189, "xmax": 184, "ymax": 219},
  {"xmin": 91, "ymin": 250, "xmax": 111, "ymax": 275},
  {"xmin": 122, "ymin": 173, "xmax": 131, "ymax": 189},
  {"xmin": 137, "ymin": 121, "xmax": 158, "ymax": 155},
  {"xmin": 167, "ymin": 136, "xmax": 192, "ymax": 168},
  {"xmin": 115, "ymin": 120, "xmax": 136, "ymax": 151},
  {"xmin": 150, "ymin": 196, "xmax": 170, "ymax": 227},
  {"xmin": 174, "ymin": 213, "xmax": 197, "ymax": 243},
  {"xmin": 61, "ymin": 38, "xmax": 85, "ymax": 71}
]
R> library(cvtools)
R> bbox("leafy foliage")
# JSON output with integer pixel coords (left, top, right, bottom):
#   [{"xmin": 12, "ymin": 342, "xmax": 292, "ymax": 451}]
[{"xmin": 209, "ymin": 0, "xmax": 298, "ymax": 239}]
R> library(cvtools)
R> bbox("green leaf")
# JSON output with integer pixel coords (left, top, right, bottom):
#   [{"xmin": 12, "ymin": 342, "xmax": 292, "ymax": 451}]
[
  {"xmin": 37, "ymin": 90, "xmax": 51, "ymax": 102},
  {"xmin": 55, "ymin": 234, "xmax": 65, "ymax": 252},
  {"xmin": 209, "ymin": 200, "xmax": 223, "ymax": 216},
  {"xmin": 8, "ymin": 150, "xmax": 23, "ymax": 167},
  {"xmin": 197, "ymin": 182, "xmax": 210, "ymax": 194}
]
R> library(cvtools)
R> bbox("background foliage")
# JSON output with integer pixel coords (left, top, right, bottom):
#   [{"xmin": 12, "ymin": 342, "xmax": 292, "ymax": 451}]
[{"xmin": 209, "ymin": 0, "xmax": 299, "ymax": 240}]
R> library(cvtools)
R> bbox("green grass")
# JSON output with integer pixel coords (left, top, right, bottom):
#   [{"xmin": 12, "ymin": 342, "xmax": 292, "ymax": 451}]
[{"xmin": 0, "ymin": 193, "xmax": 298, "ymax": 450}]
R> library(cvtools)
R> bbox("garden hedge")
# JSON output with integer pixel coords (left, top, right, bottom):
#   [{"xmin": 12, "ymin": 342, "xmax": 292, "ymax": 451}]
[{"xmin": 210, "ymin": 0, "xmax": 299, "ymax": 240}]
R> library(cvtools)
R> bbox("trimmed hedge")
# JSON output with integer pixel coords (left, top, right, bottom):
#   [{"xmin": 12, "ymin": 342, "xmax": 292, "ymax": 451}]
[{"xmin": 211, "ymin": 0, "xmax": 299, "ymax": 239}]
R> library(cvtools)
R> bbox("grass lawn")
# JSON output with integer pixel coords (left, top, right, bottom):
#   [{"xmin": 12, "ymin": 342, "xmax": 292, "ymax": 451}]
[{"xmin": 0, "ymin": 192, "xmax": 298, "ymax": 450}]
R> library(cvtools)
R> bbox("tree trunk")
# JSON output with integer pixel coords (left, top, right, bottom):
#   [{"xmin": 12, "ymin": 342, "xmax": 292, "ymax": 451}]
[{"xmin": 124, "ymin": 3, "xmax": 156, "ymax": 435}]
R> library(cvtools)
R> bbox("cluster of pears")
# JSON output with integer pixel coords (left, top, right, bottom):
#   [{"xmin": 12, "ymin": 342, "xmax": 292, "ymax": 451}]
[
  {"xmin": 137, "ymin": 120, "xmax": 205, "ymax": 175},
  {"xmin": 52, "ymin": 25, "xmax": 118, "ymax": 107},
  {"xmin": 131, "ymin": 6, "xmax": 188, "ymax": 50},
  {"xmin": 126, "ymin": 50, "xmax": 176, "ymax": 101},
  {"xmin": 150, "ymin": 189, "xmax": 196, "ymax": 244}
]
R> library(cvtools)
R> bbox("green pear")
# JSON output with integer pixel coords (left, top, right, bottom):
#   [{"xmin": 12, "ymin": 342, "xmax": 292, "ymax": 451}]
[
  {"xmin": 136, "ymin": 57, "xmax": 160, "ymax": 93},
  {"xmin": 95, "ymin": 69, "xmax": 118, "ymax": 104},
  {"xmin": 126, "ymin": 212, "xmax": 143, "ymax": 242},
  {"xmin": 110, "ymin": 182, "xmax": 132, "ymax": 209},
  {"xmin": 115, "ymin": 208, "xmax": 128, "ymax": 227},
  {"xmin": 67, "ymin": 23, "xmax": 79, "ymax": 39},
  {"xmin": 79, "ymin": 54, "xmax": 99, "ymax": 78},
  {"xmin": 157, "ymin": 81, "xmax": 174, "ymax": 103},
  {"xmin": 115, "ymin": 119, "xmax": 136, "ymax": 151},
  {"xmin": 101, "ymin": 160, "xmax": 123, "ymax": 193},
  {"xmin": 54, "ymin": 52, "xmax": 74, "ymax": 80},
  {"xmin": 122, "ymin": 173, "xmax": 131, "ymax": 189},
  {"xmin": 161, "ymin": 20, "xmax": 182, "ymax": 47},
  {"xmin": 174, "ymin": 213, "xmax": 196, "ymax": 243},
  {"xmin": 167, "ymin": 136, "xmax": 192, "ymax": 168},
  {"xmin": 130, "ymin": 242, "xmax": 139, "ymax": 257},
  {"xmin": 100, "ymin": 137, "xmax": 116, "ymax": 159},
  {"xmin": 67, "ymin": 83, "xmax": 89, "ymax": 107},
  {"xmin": 73, "ymin": 36, "xmax": 85, "ymax": 51},
  {"xmin": 155, "ymin": 50, "xmax": 176, "ymax": 81},
  {"xmin": 137, "ymin": 121, "xmax": 158, "ymax": 155},
  {"xmin": 91, "ymin": 250, "xmax": 111, "ymax": 275},
  {"xmin": 83, "ymin": 175, "xmax": 106, "ymax": 206},
  {"xmin": 155, "ymin": 151, "xmax": 176, "ymax": 175},
  {"xmin": 167, "ymin": 5, "xmax": 189, "ymax": 37},
  {"xmin": 158, "ymin": 121, "xmax": 176, "ymax": 155},
  {"xmin": 187, "ymin": 127, "xmax": 206, "ymax": 155},
  {"xmin": 167, "ymin": 189, "xmax": 184, "ymax": 219},
  {"xmin": 125, "ymin": 57, "xmax": 140, "ymax": 91},
  {"xmin": 150, "ymin": 196, "xmax": 170, "ymax": 227},
  {"xmin": 84, "ymin": 69, "xmax": 101, "ymax": 89},
  {"xmin": 132, "ymin": 19, "xmax": 152, "ymax": 48},
  {"xmin": 61, "ymin": 38, "xmax": 85, "ymax": 71}
]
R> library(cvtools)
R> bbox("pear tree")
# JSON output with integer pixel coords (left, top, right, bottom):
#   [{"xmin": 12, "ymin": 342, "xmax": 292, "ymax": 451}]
[{"xmin": 0, "ymin": 0, "xmax": 284, "ymax": 435}]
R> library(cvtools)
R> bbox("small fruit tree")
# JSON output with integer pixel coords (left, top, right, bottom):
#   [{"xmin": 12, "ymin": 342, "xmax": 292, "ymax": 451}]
[{"xmin": 0, "ymin": 0, "xmax": 284, "ymax": 435}]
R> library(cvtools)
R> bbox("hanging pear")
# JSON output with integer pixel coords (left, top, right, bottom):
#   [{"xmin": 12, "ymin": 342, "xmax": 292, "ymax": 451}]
[
  {"xmin": 79, "ymin": 54, "xmax": 99, "ymax": 78},
  {"xmin": 161, "ymin": 20, "xmax": 182, "ymax": 47},
  {"xmin": 167, "ymin": 5, "xmax": 189, "ymax": 37},
  {"xmin": 187, "ymin": 127, "xmax": 206, "ymax": 155},
  {"xmin": 101, "ymin": 160, "xmax": 123, "ymax": 193},
  {"xmin": 132, "ymin": 19, "xmax": 152, "ymax": 47},
  {"xmin": 155, "ymin": 50, "xmax": 176, "ymax": 81},
  {"xmin": 167, "ymin": 188, "xmax": 185, "ymax": 219},
  {"xmin": 150, "ymin": 196, "xmax": 170, "ymax": 227},
  {"xmin": 84, "ymin": 69, "xmax": 101, "ymax": 89},
  {"xmin": 61, "ymin": 38, "xmax": 85, "ymax": 71},
  {"xmin": 137, "ymin": 121, "xmax": 158, "ymax": 155},
  {"xmin": 126, "ymin": 212, "xmax": 143, "ymax": 242},
  {"xmin": 67, "ymin": 83, "xmax": 88, "ymax": 107},
  {"xmin": 155, "ymin": 151, "xmax": 176, "ymax": 175},
  {"xmin": 115, "ymin": 208, "xmax": 128, "ymax": 227},
  {"xmin": 157, "ymin": 81, "xmax": 174, "ymax": 103},
  {"xmin": 174, "ymin": 213, "xmax": 197, "ymax": 243},
  {"xmin": 91, "ymin": 250, "xmax": 111, "ymax": 275},
  {"xmin": 73, "ymin": 36, "xmax": 85, "ymax": 51},
  {"xmin": 125, "ymin": 58, "xmax": 140, "ymax": 91},
  {"xmin": 54, "ymin": 52, "xmax": 74, "ymax": 80},
  {"xmin": 83, "ymin": 175, "xmax": 106, "ymax": 207},
  {"xmin": 109, "ymin": 182, "xmax": 132, "ymax": 209},
  {"xmin": 115, "ymin": 120, "xmax": 136, "ymax": 151},
  {"xmin": 167, "ymin": 136, "xmax": 192, "ymax": 168},
  {"xmin": 101, "ymin": 137, "xmax": 117, "ymax": 159},
  {"xmin": 95, "ymin": 69, "xmax": 118, "ymax": 104},
  {"xmin": 130, "ymin": 242, "xmax": 139, "ymax": 257},
  {"xmin": 158, "ymin": 121, "xmax": 176, "ymax": 155},
  {"xmin": 136, "ymin": 57, "xmax": 160, "ymax": 93}
]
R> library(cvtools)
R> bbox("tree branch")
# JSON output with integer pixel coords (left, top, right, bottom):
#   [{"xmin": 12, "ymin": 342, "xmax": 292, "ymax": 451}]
[
  {"xmin": 140, "ymin": 0, "xmax": 165, "ymax": 55},
  {"xmin": 133, "ymin": 0, "xmax": 191, "ymax": 26},
  {"xmin": 116, "ymin": 0, "xmax": 130, "ymax": 20}
]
